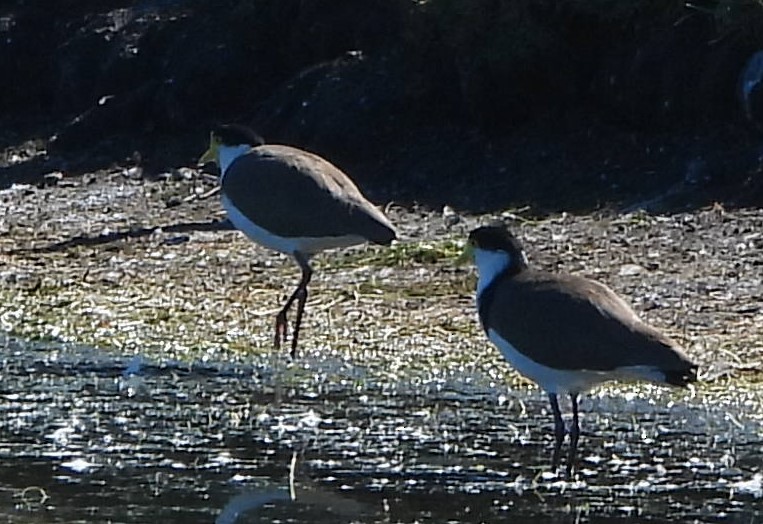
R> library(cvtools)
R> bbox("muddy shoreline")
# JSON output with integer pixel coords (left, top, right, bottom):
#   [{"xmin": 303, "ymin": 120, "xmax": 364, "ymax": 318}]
[
  {"xmin": 0, "ymin": 165, "xmax": 761, "ymax": 384},
  {"xmin": 1, "ymin": 165, "xmax": 762, "ymax": 523}
]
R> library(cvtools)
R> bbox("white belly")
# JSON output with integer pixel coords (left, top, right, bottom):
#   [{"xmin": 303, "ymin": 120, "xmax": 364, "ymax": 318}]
[
  {"xmin": 486, "ymin": 328, "xmax": 667, "ymax": 394},
  {"xmin": 221, "ymin": 194, "xmax": 365, "ymax": 256},
  {"xmin": 486, "ymin": 328, "xmax": 611, "ymax": 394}
]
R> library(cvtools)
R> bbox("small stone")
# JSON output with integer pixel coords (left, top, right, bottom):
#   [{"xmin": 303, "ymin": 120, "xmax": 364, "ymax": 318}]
[{"xmin": 618, "ymin": 263, "xmax": 645, "ymax": 276}]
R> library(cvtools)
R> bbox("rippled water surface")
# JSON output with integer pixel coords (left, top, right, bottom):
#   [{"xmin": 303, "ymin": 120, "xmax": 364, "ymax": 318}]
[{"xmin": 0, "ymin": 337, "xmax": 761, "ymax": 523}]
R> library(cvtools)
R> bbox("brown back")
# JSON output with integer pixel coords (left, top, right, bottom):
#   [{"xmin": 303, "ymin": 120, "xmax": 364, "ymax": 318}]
[
  {"xmin": 481, "ymin": 269, "xmax": 694, "ymax": 372},
  {"xmin": 222, "ymin": 145, "xmax": 396, "ymax": 243}
]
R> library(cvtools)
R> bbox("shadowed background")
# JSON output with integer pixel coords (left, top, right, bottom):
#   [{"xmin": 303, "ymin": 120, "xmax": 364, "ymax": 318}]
[{"xmin": 2, "ymin": 0, "xmax": 763, "ymax": 212}]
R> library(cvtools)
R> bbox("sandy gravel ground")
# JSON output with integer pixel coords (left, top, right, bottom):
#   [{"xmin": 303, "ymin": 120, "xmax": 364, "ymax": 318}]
[{"xmin": 0, "ymin": 166, "xmax": 761, "ymax": 386}]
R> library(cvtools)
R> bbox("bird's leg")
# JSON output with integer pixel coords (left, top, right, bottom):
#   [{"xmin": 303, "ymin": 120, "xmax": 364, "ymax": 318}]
[
  {"xmin": 548, "ymin": 392, "xmax": 566, "ymax": 472},
  {"xmin": 289, "ymin": 253, "xmax": 313, "ymax": 359},
  {"xmin": 274, "ymin": 254, "xmax": 312, "ymax": 353},
  {"xmin": 274, "ymin": 292, "xmax": 296, "ymax": 352},
  {"xmin": 566, "ymin": 393, "xmax": 581, "ymax": 479}
]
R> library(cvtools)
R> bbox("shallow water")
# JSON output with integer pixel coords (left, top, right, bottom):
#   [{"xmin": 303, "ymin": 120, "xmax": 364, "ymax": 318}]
[{"xmin": 0, "ymin": 337, "xmax": 761, "ymax": 523}]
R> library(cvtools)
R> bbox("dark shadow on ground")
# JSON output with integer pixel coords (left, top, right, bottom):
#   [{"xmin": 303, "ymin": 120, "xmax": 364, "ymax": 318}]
[
  {"xmin": 3, "ymin": 113, "xmax": 762, "ymax": 217},
  {"xmin": 7, "ymin": 219, "xmax": 233, "ymax": 255}
]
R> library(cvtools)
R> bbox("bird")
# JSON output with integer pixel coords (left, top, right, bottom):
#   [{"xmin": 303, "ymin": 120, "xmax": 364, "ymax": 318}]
[
  {"xmin": 465, "ymin": 224, "xmax": 697, "ymax": 476},
  {"xmin": 198, "ymin": 124, "xmax": 397, "ymax": 358}
]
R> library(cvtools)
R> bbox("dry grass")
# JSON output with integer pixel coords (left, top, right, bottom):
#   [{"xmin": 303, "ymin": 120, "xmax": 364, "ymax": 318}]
[{"xmin": 0, "ymin": 169, "xmax": 761, "ymax": 389}]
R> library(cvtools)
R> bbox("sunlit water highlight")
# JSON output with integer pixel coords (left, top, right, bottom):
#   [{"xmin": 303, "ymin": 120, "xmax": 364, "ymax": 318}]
[{"xmin": 0, "ymin": 337, "xmax": 761, "ymax": 523}]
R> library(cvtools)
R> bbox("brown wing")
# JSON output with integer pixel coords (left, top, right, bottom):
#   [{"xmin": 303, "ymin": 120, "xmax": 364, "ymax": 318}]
[
  {"xmin": 483, "ymin": 270, "xmax": 693, "ymax": 372},
  {"xmin": 221, "ymin": 145, "xmax": 396, "ymax": 243}
]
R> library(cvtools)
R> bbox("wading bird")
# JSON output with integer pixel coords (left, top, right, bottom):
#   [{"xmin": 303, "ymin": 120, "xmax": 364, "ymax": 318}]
[
  {"xmin": 199, "ymin": 124, "xmax": 396, "ymax": 357},
  {"xmin": 465, "ymin": 225, "xmax": 697, "ymax": 476}
]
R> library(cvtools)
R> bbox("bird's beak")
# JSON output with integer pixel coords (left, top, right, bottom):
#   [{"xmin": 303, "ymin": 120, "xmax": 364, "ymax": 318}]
[
  {"xmin": 456, "ymin": 242, "xmax": 474, "ymax": 265},
  {"xmin": 197, "ymin": 133, "xmax": 219, "ymax": 166}
]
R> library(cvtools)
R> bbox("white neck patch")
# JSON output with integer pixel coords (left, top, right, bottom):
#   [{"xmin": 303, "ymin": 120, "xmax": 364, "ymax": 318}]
[
  {"xmin": 218, "ymin": 144, "xmax": 252, "ymax": 176},
  {"xmin": 474, "ymin": 247, "xmax": 512, "ymax": 298}
]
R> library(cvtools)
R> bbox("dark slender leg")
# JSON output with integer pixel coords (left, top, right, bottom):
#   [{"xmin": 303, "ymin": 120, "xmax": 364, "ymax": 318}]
[
  {"xmin": 289, "ymin": 254, "xmax": 312, "ymax": 359},
  {"xmin": 273, "ymin": 253, "xmax": 313, "ymax": 357},
  {"xmin": 274, "ymin": 309, "xmax": 287, "ymax": 351},
  {"xmin": 548, "ymin": 392, "xmax": 566, "ymax": 472},
  {"xmin": 566, "ymin": 393, "xmax": 580, "ymax": 479}
]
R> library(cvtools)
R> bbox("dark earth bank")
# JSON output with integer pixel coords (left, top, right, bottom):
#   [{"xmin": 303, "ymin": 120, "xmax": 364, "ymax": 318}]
[{"xmin": 2, "ymin": 0, "xmax": 763, "ymax": 212}]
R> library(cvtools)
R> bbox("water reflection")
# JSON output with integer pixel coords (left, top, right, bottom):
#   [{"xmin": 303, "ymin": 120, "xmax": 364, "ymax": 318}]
[
  {"xmin": 216, "ymin": 489, "xmax": 290, "ymax": 524},
  {"xmin": 0, "ymin": 337, "xmax": 761, "ymax": 523}
]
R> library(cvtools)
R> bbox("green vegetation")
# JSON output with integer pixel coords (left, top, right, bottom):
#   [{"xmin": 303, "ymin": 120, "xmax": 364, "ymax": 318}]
[{"xmin": 335, "ymin": 238, "xmax": 465, "ymax": 267}]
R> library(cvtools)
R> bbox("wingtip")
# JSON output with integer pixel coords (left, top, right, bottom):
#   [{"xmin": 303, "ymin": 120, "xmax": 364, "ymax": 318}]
[{"xmin": 376, "ymin": 228, "xmax": 397, "ymax": 246}]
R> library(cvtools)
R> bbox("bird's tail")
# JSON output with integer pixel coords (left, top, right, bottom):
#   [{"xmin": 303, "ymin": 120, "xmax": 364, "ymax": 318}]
[{"xmin": 663, "ymin": 364, "xmax": 698, "ymax": 387}]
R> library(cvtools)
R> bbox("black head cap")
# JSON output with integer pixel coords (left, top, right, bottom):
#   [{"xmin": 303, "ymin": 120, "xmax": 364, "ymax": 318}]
[
  {"xmin": 468, "ymin": 225, "xmax": 527, "ymax": 265},
  {"xmin": 213, "ymin": 124, "xmax": 265, "ymax": 147}
]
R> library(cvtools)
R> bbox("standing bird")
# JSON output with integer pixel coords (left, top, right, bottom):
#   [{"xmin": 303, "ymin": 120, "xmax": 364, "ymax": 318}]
[
  {"xmin": 465, "ymin": 225, "xmax": 697, "ymax": 476},
  {"xmin": 199, "ymin": 124, "xmax": 396, "ymax": 357}
]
